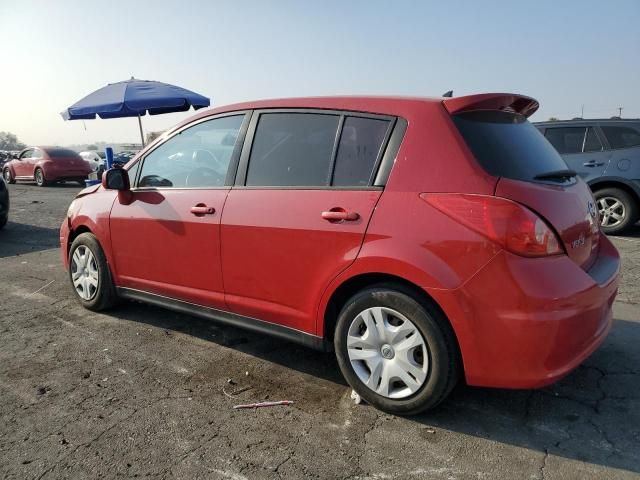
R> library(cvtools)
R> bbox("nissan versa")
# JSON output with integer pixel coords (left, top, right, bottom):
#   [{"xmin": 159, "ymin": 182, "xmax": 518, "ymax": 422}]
[{"xmin": 60, "ymin": 93, "xmax": 620, "ymax": 415}]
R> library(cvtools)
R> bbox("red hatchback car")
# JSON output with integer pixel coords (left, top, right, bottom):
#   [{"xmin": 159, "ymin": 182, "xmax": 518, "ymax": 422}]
[
  {"xmin": 60, "ymin": 94, "xmax": 620, "ymax": 415},
  {"xmin": 3, "ymin": 146, "xmax": 92, "ymax": 186}
]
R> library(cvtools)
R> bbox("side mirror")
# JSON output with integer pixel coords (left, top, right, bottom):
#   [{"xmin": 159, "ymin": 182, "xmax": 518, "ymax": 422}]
[{"xmin": 102, "ymin": 168, "xmax": 130, "ymax": 191}]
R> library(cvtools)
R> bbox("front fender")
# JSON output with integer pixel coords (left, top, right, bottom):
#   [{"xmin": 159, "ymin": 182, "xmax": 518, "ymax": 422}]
[{"xmin": 67, "ymin": 190, "xmax": 118, "ymax": 277}]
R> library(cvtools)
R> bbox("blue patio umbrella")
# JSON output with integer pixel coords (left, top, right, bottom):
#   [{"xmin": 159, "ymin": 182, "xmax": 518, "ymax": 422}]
[{"xmin": 61, "ymin": 77, "xmax": 210, "ymax": 147}]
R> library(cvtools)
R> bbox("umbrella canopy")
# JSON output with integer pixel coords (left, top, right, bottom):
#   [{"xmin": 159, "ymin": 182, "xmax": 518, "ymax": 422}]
[
  {"xmin": 61, "ymin": 78, "xmax": 210, "ymax": 120},
  {"xmin": 61, "ymin": 77, "xmax": 210, "ymax": 146}
]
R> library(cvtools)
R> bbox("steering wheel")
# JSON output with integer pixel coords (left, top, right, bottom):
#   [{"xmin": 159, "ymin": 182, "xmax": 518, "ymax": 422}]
[
  {"xmin": 185, "ymin": 166, "xmax": 224, "ymax": 187},
  {"xmin": 192, "ymin": 149, "xmax": 226, "ymax": 172}
]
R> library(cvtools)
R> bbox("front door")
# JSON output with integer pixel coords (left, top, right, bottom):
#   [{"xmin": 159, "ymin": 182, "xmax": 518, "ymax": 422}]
[
  {"xmin": 109, "ymin": 113, "xmax": 248, "ymax": 309},
  {"xmin": 14, "ymin": 149, "xmax": 32, "ymax": 177},
  {"xmin": 221, "ymin": 111, "xmax": 394, "ymax": 334}
]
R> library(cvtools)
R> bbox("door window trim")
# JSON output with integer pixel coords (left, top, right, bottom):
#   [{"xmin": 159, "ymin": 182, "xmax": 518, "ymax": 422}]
[
  {"xmin": 596, "ymin": 123, "xmax": 640, "ymax": 152},
  {"xmin": 233, "ymin": 108, "xmax": 399, "ymax": 189},
  {"xmin": 126, "ymin": 110, "xmax": 252, "ymax": 191},
  {"xmin": 544, "ymin": 126, "xmax": 606, "ymax": 155}
]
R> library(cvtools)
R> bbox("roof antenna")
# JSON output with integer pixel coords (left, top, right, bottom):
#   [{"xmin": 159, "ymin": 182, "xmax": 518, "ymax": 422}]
[{"xmin": 442, "ymin": 90, "xmax": 453, "ymax": 98}]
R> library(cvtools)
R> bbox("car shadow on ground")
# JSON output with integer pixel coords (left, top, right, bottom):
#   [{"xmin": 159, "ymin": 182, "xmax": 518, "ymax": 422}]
[
  {"xmin": 0, "ymin": 222, "xmax": 61, "ymax": 258},
  {"xmin": 111, "ymin": 300, "xmax": 639, "ymax": 475}
]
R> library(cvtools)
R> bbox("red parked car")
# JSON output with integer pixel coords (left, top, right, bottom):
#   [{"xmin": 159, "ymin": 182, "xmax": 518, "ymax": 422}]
[
  {"xmin": 60, "ymin": 94, "xmax": 620, "ymax": 415},
  {"xmin": 3, "ymin": 146, "xmax": 92, "ymax": 186}
]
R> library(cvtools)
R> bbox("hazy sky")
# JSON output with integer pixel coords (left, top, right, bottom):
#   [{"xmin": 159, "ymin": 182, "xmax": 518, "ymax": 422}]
[{"xmin": 1, "ymin": 0, "xmax": 638, "ymax": 146}]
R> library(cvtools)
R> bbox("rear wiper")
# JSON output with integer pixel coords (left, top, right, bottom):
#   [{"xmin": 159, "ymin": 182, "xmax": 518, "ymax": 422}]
[{"xmin": 534, "ymin": 169, "xmax": 577, "ymax": 181}]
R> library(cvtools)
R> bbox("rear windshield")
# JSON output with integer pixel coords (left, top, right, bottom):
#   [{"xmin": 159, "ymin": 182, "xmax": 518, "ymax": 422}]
[
  {"xmin": 45, "ymin": 148, "xmax": 81, "ymax": 159},
  {"xmin": 453, "ymin": 111, "xmax": 569, "ymax": 181}
]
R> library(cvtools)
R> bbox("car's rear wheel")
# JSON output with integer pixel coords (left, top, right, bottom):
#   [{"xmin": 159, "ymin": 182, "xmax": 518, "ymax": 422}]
[
  {"xmin": 3, "ymin": 169, "xmax": 15, "ymax": 184},
  {"xmin": 34, "ymin": 168, "xmax": 47, "ymax": 187},
  {"xmin": 334, "ymin": 284, "xmax": 459, "ymax": 415},
  {"xmin": 69, "ymin": 233, "xmax": 118, "ymax": 311},
  {"xmin": 594, "ymin": 187, "xmax": 638, "ymax": 235}
]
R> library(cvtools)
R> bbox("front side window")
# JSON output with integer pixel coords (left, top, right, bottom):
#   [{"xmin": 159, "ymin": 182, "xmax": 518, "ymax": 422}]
[
  {"xmin": 246, "ymin": 113, "xmax": 340, "ymax": 187},
  {"xmin": 20, "ymin": 150, "xmax": 32, "ymax": 159},
  {"xmin": 544, "ymin": 127, "xmax": 586, "ymax": 154},
  {"xmin": 601, "ymin": 125, "xmax": 640, "ymax": 149},
  {"xmin": 332, "ymin": 116, "xmax": 390, "ymax": 186},
  {"xmin": 138, "ymin": 115, "xmax": 245, "ymax": 188}
]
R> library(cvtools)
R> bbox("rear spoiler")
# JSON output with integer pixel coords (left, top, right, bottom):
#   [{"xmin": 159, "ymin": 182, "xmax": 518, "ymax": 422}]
[{"xmin": 443, "ymin": 93, "xmax": 539, "ymax": 118}]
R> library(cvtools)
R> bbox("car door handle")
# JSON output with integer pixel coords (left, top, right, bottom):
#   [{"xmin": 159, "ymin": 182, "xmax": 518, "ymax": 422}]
[
  {"xmin": 583, "ymin": 160, "xmax": 605, "ymax": 167},
  {"xmin": 190, "ymin": 205, "xmax": 216, "ymax": 216},
  {"xmin": 321, "ymin": 209, "xmax": 359, "ymax": 222}
]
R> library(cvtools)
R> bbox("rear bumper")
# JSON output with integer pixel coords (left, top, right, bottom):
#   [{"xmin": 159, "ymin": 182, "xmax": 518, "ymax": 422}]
[
  {"xmin": 47, "ymin": 171, "xmax": 91, "ymax": 181},
  {"xmin": 430, "ymin": 234, "xmax": 620, "ymax": 389},
  {"xmin": 45, "ymin": 165, "xmax": 92, "ymax": 181}
]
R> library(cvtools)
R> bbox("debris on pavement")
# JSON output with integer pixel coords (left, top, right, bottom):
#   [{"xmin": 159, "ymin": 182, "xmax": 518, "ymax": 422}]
[
  {"xmin": 350, "ymin": 390, "xmax": 363, "ymax": 405},
  {"xmin": 28, "ymin": 279, "xmax": 54, "ymax": 296},
  {"xmin": 222, "ymin": 385, "xmax": 253, "ymax": 399},
  {"xmin": 233, "ymin": 400, "xmax": 294, "ymax": 410}
]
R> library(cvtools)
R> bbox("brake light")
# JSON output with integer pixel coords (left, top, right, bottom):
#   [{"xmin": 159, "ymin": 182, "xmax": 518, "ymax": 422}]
[{"xmin": 421, "ymin": 193, "xmax": 563, "ymax": 257}]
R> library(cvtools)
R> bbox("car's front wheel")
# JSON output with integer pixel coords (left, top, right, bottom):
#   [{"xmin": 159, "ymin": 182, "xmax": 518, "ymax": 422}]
[
  {"xmin": 334, "ymin": 284, "xmax": 460, "ymax": 415},
  {"xmin": 594, "ymin": 187, "xmax": 638, "ymax": 235},
  {"xmin": 69, "ymin": 233, "xmax": 118, "ymax": 311},
  {"xmin": 3, "ymin": 169, "xmax": 15, "ymax": 184}
]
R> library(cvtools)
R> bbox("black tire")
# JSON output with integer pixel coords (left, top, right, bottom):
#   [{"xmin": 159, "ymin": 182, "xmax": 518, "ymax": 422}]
[
  {"xmin": 594, "ymin": 187, "xmax": 638, "ymax": 235},
  {"xmin": 334, "ymin": 283, "xmax": 460, "ymax": 415},
  {"xmin": 34, "ymin": 168, "xmax": 47, "ymax": 187},
  {"xmin": 3, "ymin": 169, "xmax": 15, "ymax": 184},
  {"xmin": 0, "ymin": 214, "xmax": 6, "ymax": 230},
  {"xmin": 68, "ymin": 233, "xmax": 118, "ymax": 311}
]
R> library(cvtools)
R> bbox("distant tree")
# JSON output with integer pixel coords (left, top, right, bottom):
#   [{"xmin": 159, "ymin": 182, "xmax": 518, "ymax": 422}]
[
  {"xmin": 0, "ymin": 131, "xmax": 26, "ymax": 150},
  {"xmin": 548, "ymin": 117, "xmax": 559, "ymax": 121},
  {"xmin": 145, "ymin": 131, "xmax": 163, "ymax": 144},
  {"xmin": 87, "ymin": 144, "xmax": 98, "ymax": 150}
]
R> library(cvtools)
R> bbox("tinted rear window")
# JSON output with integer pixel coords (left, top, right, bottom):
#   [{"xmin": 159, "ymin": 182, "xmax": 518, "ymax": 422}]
[
  {"xmin": 45, "ymin": 148, "xmax": 81, "ymax": 158},
  {"xmin": 246, "ymin": 113, "xmax": 339, "ymax": 187},
  {"xmin": 601, "ymin": 125, "xmax": 640, "ymax": 149},
  {"xmin": 453, "ymin": 111, "xmax": 569, "ymax": 181},
  {"xmin": 332, "ymin": 116, "xmax": 390, "ymax": 186}
]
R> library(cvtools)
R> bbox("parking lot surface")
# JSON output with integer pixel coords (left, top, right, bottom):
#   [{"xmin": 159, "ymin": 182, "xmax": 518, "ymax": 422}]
[{"xmin": 1, "ymin": 183, "xmax": 639, "ymax": 480}]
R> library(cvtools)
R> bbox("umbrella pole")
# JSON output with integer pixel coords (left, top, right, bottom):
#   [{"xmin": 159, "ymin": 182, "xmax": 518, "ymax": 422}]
[{"xmin": 137, "ymin": 114, "xmax": 145, "ymax": 148}]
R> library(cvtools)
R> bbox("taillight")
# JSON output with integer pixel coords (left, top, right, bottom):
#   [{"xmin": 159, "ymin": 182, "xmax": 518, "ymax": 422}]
[{"xmin": 420, "ymin": 193, "xmax": 564, "ymax": 257}]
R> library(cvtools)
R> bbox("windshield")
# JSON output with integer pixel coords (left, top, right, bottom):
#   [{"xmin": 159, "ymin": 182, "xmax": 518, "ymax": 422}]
[{"xmin": 453, "ymin": 111, "xmax": 569, "ymax": 181}]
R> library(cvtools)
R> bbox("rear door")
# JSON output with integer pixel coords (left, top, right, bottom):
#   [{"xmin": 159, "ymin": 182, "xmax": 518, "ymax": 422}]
[
  {"xmin": 221, "ymin": 110, "xmax": 394, "ymax": 333},
  {"xmin": 599, "ymin": 123, "xmax": 640, "ymax": 177},
  {"xmin": 109, "ymin": 113, "xmax": 249, "ymax": 309},
  {"xmin": 544, "ymin": 126, "xmax": 610, "ymax": 181}
]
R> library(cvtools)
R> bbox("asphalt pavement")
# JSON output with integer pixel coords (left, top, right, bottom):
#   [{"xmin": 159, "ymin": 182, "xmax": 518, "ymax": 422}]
[{"xmin": 1, "ymin": 182, "xmax": 639, "ymax": 479}]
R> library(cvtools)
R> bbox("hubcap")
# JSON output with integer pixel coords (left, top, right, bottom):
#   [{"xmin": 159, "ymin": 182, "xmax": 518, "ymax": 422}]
[
  {"xmin": 597, "ymin": 196, "xmax": 625, "ymax": 228},
  {"xmin": 70, "ymin": 245, "xmax": 99, "ymax": 300},
  {"xmin": 36, "ymin": 170, "xmax": 43, "ymax": 184},
  {"xmin": 347, "ymin": 307, "xmax": 428, "ymax": 399},
  {"xmin": 380, "ymin": 344, "xmax": 395, "ymax": 359}
]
